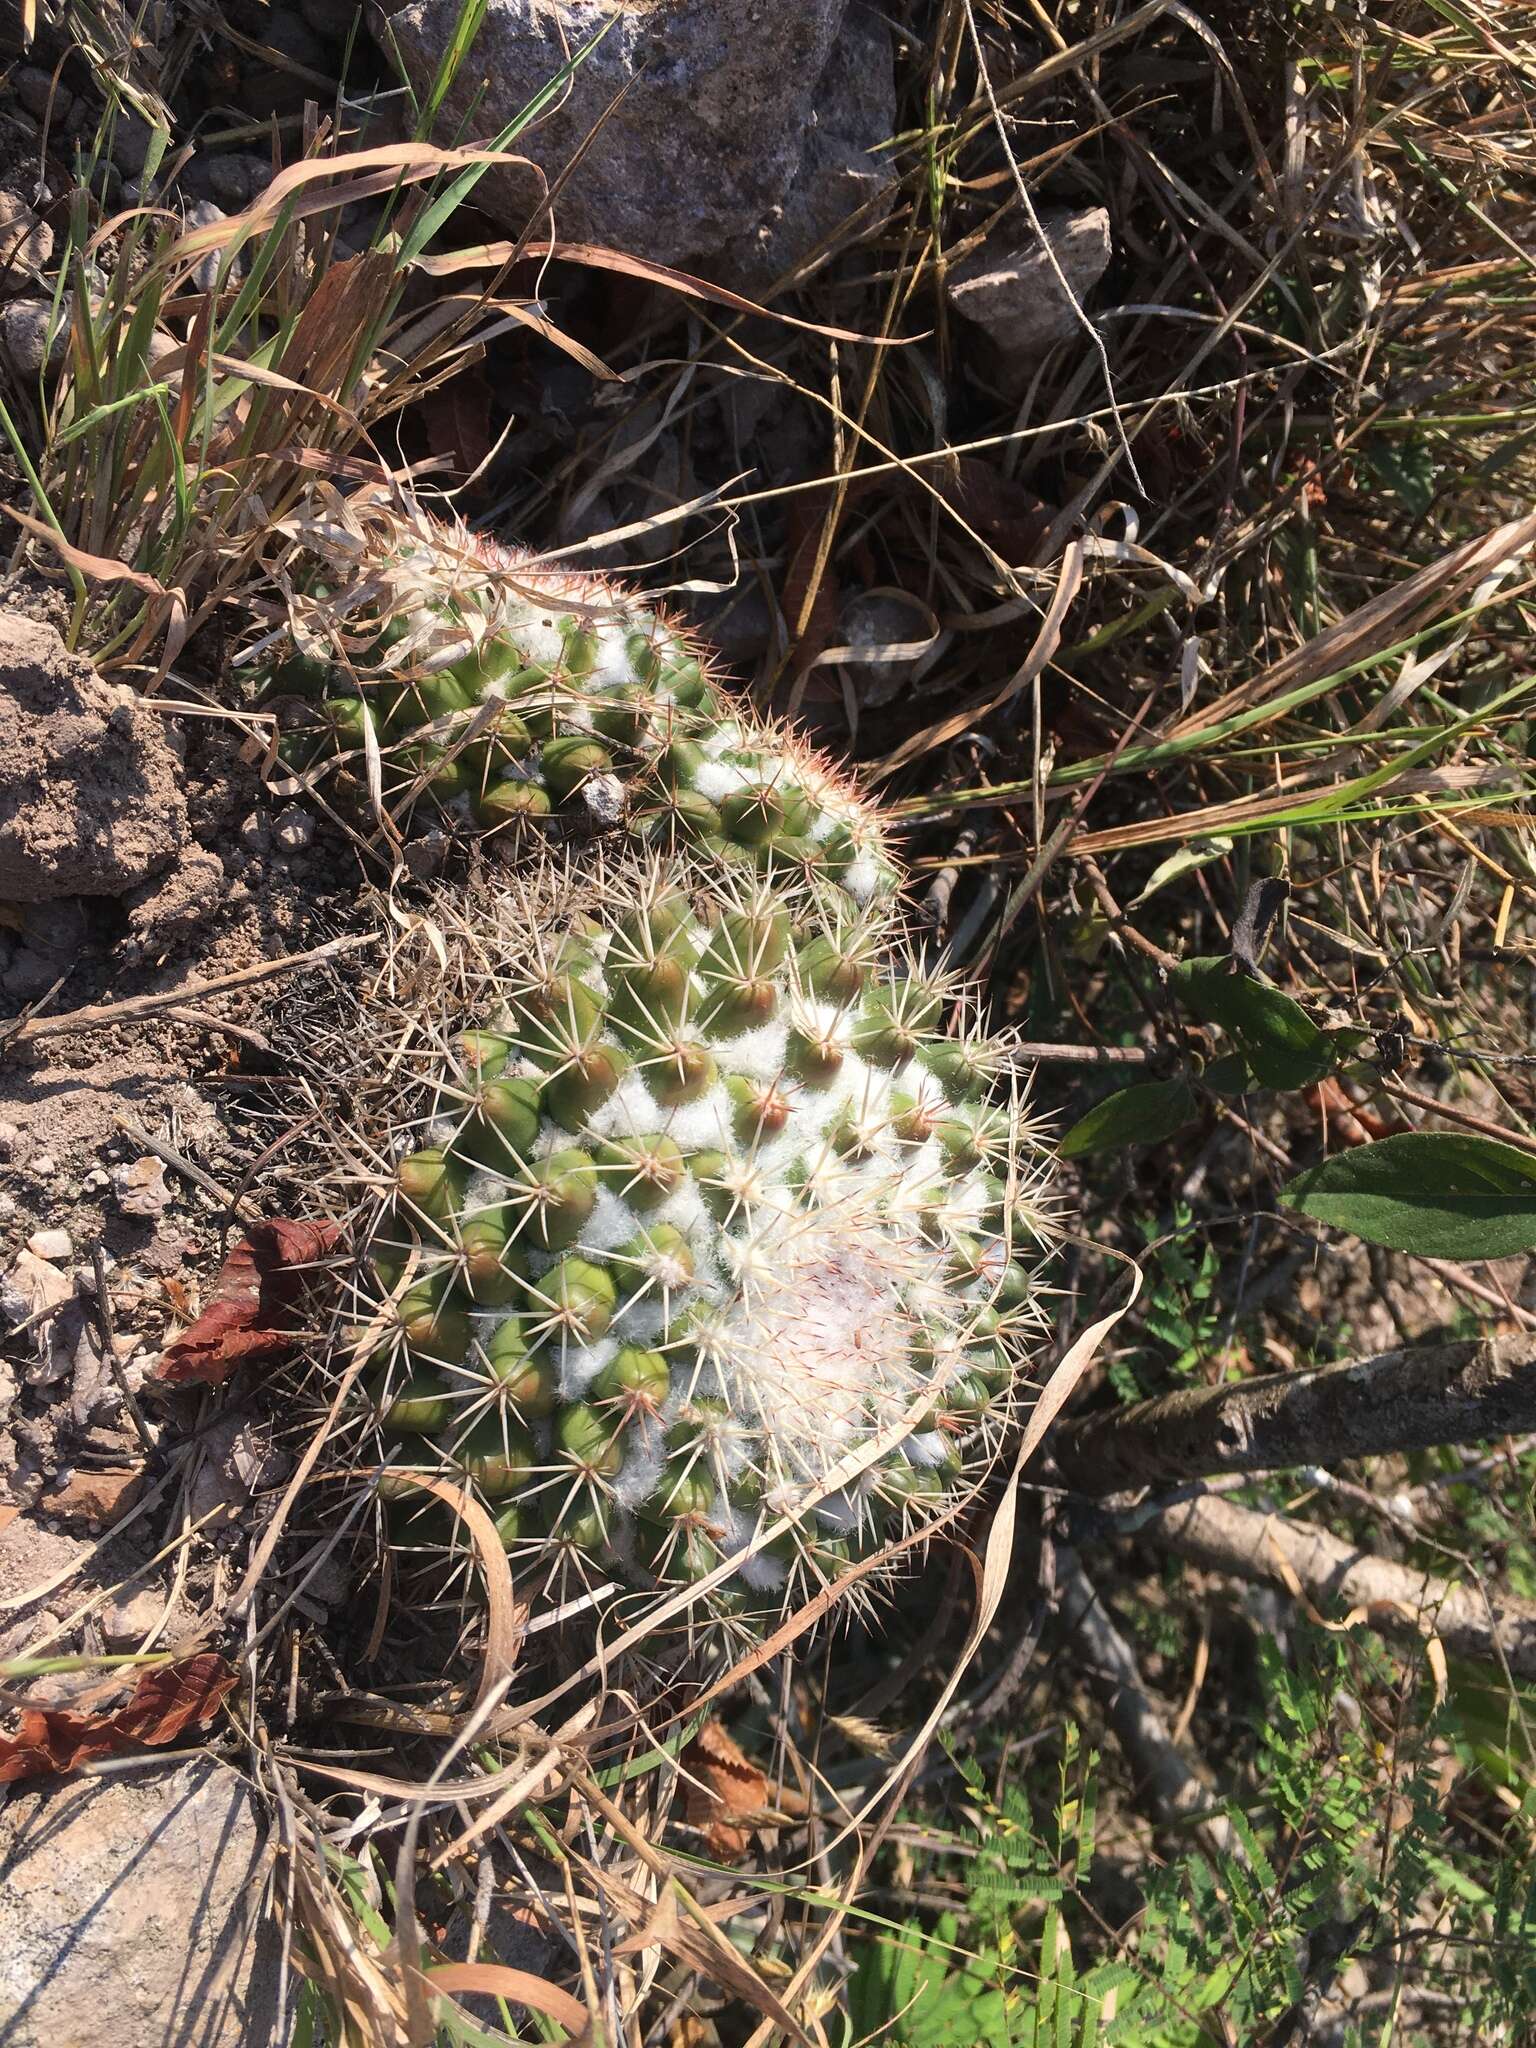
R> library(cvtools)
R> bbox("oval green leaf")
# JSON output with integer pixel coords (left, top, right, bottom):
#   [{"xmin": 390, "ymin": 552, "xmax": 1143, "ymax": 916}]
[
  {"xmin": 1280, "ymin": 1131, "xmax": 1536, "ymax": 1261},
  {"xmin": 1059, "ymin": 1079, "xmax": 1200, "ymax": 1160},
  {"xmin": 1170, "ymin": 956, "xmax": 1342, "ymax": 1091}
]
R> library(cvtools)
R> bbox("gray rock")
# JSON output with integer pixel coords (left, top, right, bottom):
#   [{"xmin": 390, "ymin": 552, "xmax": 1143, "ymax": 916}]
[
  {"xmin": 0, "ymin": 944, "xmax": 62, "ymax": 1004},
  {"xmin": 0, "ymin": 195, "xmax": 53, "ymax": 299},
  {"xmin": 0, "ymin": 1757, "xmax": 283, "ymax": 2048},
  {"xmin": 24, "ymin": 1227, "xmax": 71, "ymax": 1262},
  {"xmin": 98, "ymin": 1583, "xmax": 168, "ymax": 1648},
  {"xmin": 0, "ymin": 297, "xmax": 72, "ymax": 381},
  {"xmin": 15, "ymin": 897, "xmax": 91, "ymax": 958},
  {"xmin": 182, "ymin": 201, "xmax": 229, "ymax": 296},
  {"xmin": 723, "ymin": 2, "xmax": 896, "ymax": 287},
  {"xmin": 401, "ymin": 826, "xmax": 449, "ymax": 880},
  {"xmin": 182, "ymin": 153, "xmax": 273, "ymax": 211},
  {"xmin": 187, "ymin": 1410, "xmax": 289, "ymax": 1527},
  {"xmin": 109, "ymin": 112, "xmax": 167, "ymax": 177},
  {"xmin": 946, "ymin": 207, "xmax": 1113, "ymax": 378},
  {"xmin": 300, "ymin": 0, "xmax": 364, "ymax": 41},
  {"xmin": 12, "ymin": 67, "xmax": 74, "ymax": 127},
  {"xmin": 377, "ymin": 0, "xmax": 890, "ymax": 288},
  {"xmin": 271, "ymin": 802, "xmax": 314, "ymax": 853},
  {"xmin": 237, "ymin": 9, "xmax": 331, "ymax": 117}
]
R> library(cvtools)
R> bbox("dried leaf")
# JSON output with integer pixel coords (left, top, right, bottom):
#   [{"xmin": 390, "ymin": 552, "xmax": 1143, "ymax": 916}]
[
  {"xmin": 157, "ymin": 1219, "xmax": 340, "ymax": 1386},
  {"xmin": 418, "ymin": 364, "xmax": 494, "ymax": 481},
  {"xmin": 682, "ymin": 1719, "xmax": 771, "ymax": 1858},
  {"xmin": 780, "ymin": 498, "xmax": 845, "ymax": 688},
  {"xmin": 421, "ymin": 1964, "xmax": 587, "ymax": 2036},
  {"xmin": 940, "ymin": 457, "xmax": 1055, "ymax": 562},
  {"xmin": 0, "ymin": 1652, "xmax": 238, "ymax": 1782}
]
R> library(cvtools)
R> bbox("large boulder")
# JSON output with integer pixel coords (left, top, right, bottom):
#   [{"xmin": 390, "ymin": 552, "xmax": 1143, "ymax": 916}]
[
  {"xmin": 375, "ymin": 0, "xmax": 896, "ymax": 288},
  {"xmin": 0, "ymin": 1755, "xmax": 283, "ymax": 2048}
]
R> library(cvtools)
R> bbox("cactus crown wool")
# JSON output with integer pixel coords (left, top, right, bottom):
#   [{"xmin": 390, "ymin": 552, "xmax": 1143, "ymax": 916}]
[
  {"xmin": 256, "ymin": 491, "xmax": 899, "ymax": 907},
  {"xmin": 324, "ymin": 855, "xmax": 1058, "ymax": 1638}
]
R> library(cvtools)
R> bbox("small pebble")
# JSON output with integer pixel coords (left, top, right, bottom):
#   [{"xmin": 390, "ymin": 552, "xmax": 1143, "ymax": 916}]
[
  {"xmin": 112, "ymin": 1157, "xmax": 173, "ymax": 1219},
  {"xmin": 272, "ymin": 804, "xmax": 315, "ymax": 853},
  {"xmin": 239, "ymin": 810, "xmax": 271, "ymax": 855},
  {"xmin": 31, "ymin": 1154, "xmax": 57, "ymax": 1176},
  {"xmin": 26, "ymin": 1226, "xmax": 72, "ymax": 1262},
  {"xmin": 0, "ymin": 1120, "xmax": 18, "ymax": 1160},
  {"xmin": 12, "ymin": 65, "xmax": 73, "ymax": 125},
  {"xmin": 99, "ymin": 1585, "xmax": 166, "ymax": 1649},
  {"xmin": 83, "ymin": 1167, "xmax": 111, "ymax": 1191}
]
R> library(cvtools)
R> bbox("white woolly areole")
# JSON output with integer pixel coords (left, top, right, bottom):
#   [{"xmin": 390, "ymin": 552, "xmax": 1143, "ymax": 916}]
[
  {"xmin": 843, "ymin": 854, "xmax": 883, "ymax": 905},
  {"xmin": 691, "ymin": 757, "xmax": 757, "ymax": 801},
  {"xmin": 558, "ymin": 1336, "xmax": 618, "ymax": 1400},
  {"xmin": 703, "ymin": 1202, "xmax": 950, "ymax": 1499}
]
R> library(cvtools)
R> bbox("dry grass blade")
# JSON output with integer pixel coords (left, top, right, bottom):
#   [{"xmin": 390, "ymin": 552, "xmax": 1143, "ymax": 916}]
[
  {"xmin": 414, "ymin": 1963, "xmax": 588, "ymax": 2035},
  {"xmin": 1168, "ymin": 511, "xmax": 1536, "ymax": 742}
]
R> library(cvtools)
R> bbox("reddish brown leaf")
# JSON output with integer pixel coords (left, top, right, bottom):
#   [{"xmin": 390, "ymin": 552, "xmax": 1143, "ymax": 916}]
[
  {"xmin": 681, "ymin": 1719, "xmax": 771, "ymax": 1859},
  {"xmin": 418, "ymin": 363, "xmax": 494, "ymax": 481},
  {"xmin": 1305, "ymin": 1076, "xmax": 1398, "ymax": 1148},
  {"xmin": 939, "ymin": 457, "xmax": 1055, "ymax": 563},
  {"xmin": 0, "ymin": 1653, "xmax": 239, "ymax": 1783},
  {"xmin": 780, "ymin": 499, "xmax": 845, "ymax": 693},
  {"xmin": 157, "ymin": 1219, "xmax": 340, "ymax": 1386}
]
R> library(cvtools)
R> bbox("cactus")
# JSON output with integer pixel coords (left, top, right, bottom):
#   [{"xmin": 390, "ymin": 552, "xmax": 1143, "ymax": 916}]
[
  {"xmin": 330, "ymin": 854, "xmax": 1058, "ymax": 1639},
  {"xmin": 259, "ymin": 495, "xmax": 899, "ymax": 906}
]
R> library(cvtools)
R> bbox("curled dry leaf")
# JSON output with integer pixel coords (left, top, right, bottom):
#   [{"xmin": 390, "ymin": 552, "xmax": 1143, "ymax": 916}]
[
  {"xmin": 1305, "ymin": 1075, "xmax": 1397, "ymax": 1147},
  {"xmin": 681, "ymin": 1718, "xmax": 772, "ymax": 1858},
  {"xmin": 0, "ymin": 1652, "xmax": 239, "ymax": 1783},
  {"xmin": 157, "ymin": 1219, "xmax": 341, "ymax": 1386}
]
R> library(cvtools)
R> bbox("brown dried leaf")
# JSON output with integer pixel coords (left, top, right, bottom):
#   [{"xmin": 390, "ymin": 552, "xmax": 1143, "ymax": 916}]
[
  {"xmin": 420, "ymin": 1964, "xmax": 587, "ymax": 2036},
  {"xmin": 157, "ymin": 1219, "xmax": 341, "ymax": 1386},
  {"xmin": 0, "ymin": 1652, "xmax": 239, "ymax": 1782},
  {"xmin": 939, "ymin": 456, "xmax": 1055, "ymax": 563},
  {"xmin": 682, "ymin": 1718, "xmax": 771, "ymax": 1858},
  {"xmin": 418, "ymin": 363, "xmax": 494, "ymax": 480},
  {"xmin": 780, "ymin": 498, "xmax": 845, "ymax": 691}
]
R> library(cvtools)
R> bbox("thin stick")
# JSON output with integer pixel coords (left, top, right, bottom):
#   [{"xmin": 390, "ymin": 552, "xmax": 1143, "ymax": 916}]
[
  {"xmin": 1053, "ymin": 1543, "xmax": 1238, "ymax": 1859},
  {"xmin": 115, "ymin": 1115, "xmax": 246, "ymax": 1216},
  {"xmin": 1054, "ymin": 1332, "xmax": 1536, "ymax": 1493},
  {"xmin": 1125, "ymin": 1493, "xmax": 1536, "ymax": 1679},
  {"xmin": 1008, "ymin": 1041, "xmax": 1153, "ymax": 1066},
  {"xmin": 3, "ymin": 931, "xmax": 379, "ymax": 1047},
  {"xmin": 90, "ymin": 1245, "xmax": 158, "ymax": 1458}
]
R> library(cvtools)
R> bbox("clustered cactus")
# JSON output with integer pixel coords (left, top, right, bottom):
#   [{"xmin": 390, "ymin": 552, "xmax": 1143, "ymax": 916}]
[
  {"xmin": 263, "ymin": 491, "xmax": 1059, "ymax": 1642},
  {"xmin": 259, "ymin": 490, "xmax": 899, "ymax": 908}
]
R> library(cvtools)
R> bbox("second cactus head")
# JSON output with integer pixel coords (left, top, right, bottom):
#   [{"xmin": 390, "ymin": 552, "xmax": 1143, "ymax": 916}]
[{"xmin": 260, "ymin": 495, "xmax": 899, "ymax": 906}]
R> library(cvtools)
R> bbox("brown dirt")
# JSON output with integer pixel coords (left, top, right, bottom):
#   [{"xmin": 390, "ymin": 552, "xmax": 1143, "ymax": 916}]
[
  {"xmin": 0, "ymin": 605, "xmax": 366, "ymax": 1584},
  {"xmin": 0, "ymin": 611, "xmax": 186, "ymax": 903}
]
